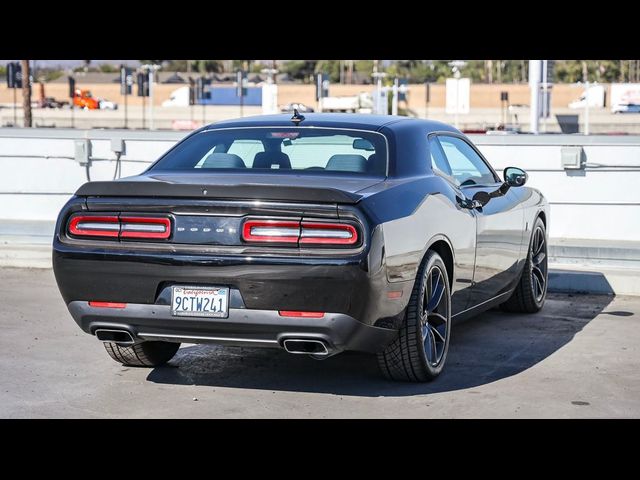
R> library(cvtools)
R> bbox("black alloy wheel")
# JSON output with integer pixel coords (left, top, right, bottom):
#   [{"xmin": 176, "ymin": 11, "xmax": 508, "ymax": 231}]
[
  {"xmin": 500, "ymin": 217, "xmax": 548, "ymax": 313},
  {"xmin": 378, "ymin": 250, "xmax": 452, "ymax": 382}
]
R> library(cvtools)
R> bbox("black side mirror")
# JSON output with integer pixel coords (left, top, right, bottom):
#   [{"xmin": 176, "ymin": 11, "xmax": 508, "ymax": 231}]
[
  {"xmin": 470, "ymin": 167, "xmax": 528, "ymax": 208},
  {"xmin": 504, "ymin": 166, "xmax": 528, "ymax": 187}
]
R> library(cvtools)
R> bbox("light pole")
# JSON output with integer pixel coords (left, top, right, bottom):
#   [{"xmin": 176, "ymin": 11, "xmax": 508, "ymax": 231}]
[
  {"xmin": 448, "ymin": 61, "xmax": 467, "ymax": 129},
  {"xmin": 542, "ymin": 60, "xmax": 548, "ymax": 133},
  {"xmin": 584, "ymin": 80, "xmax": 590, "ymax": 135},
  {"xmin": 141, "ymin": 63, "xmax": 160, "ymax": 130},
  {"xmin": 261, "ymin": 67, "xmax": 278, "ymax": 115},
  {"xmin": 392, "ymin": 78, "xmax": 399, "ymax": 115},
  {"xmin": 371, "ymin": 71, "xmax": 387, "ymax": 114},
  {"xmin": 529, "ymin": 60, "xmax": 542, "ymax": 134}
]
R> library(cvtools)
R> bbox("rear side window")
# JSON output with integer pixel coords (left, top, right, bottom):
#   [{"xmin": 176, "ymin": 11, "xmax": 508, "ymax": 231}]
[
  {"xmin": 151, "ymin": 127, "xmax": 388, "ymax": 176},
  {"xmin": 428, "ymin": 136, "xmax": 452, "ymax": 176},
  {"xmin": 436, "ymin": 135, "xmax": 497, "ymax": 186}
]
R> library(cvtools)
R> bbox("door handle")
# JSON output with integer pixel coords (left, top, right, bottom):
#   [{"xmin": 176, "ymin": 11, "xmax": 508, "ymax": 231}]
[{"xmin": 456, "ymin": 196, "xmax": 482, "ymax": 210}]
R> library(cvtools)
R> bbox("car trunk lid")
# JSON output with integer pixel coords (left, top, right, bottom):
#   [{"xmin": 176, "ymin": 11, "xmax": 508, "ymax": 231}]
[{"xmin": 76, "ymin": 173, "xmax": 383, "ymax": 204}]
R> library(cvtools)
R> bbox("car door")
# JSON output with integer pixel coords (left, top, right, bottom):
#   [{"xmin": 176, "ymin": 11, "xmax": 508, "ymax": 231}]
[
  {"xmin": 435, "ymin": 134, "xmax": 524, "ymax": 309},
  {"xmin": 427, "ymin": 136, "xmax": 476, "ymax": 316}
]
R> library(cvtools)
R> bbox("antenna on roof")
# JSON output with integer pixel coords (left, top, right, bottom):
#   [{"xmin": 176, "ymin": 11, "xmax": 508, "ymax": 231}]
[{"xmin": 291, "ymin": 108, "xmax": 305, "ymax": 125}]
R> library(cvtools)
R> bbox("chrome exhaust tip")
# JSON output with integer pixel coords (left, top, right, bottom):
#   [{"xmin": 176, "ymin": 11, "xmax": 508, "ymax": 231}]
[
  {"xmin": 94, "ymin": 329, "xmax": 135, "ymax": 346},
  {"xmin": 282, "ymin": 338, "xmax": 330, "ymax": 356}
]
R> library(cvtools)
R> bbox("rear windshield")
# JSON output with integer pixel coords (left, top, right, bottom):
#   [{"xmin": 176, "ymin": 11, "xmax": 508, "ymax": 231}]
[{"xmin": 149, "ymin": 127, "xmax": 388, "ymax": 176}]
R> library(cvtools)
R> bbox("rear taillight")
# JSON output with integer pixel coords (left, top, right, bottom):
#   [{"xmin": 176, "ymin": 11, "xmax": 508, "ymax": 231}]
[
  {"xmin": 68, "ymin": 215, "xmax": 120, "ymax": 238},
  {"xmin": 67, "ymin": 214, "xmax": 171, "ymax": 240},
  {"xmin": 120, "ymin": 216, "xmax": 171, "ymax": 239},
  {"xmin": 299, "ymin": 222, "xmax": 358, "ymax": 246},
  {"xmin": 242, "ymin": 220, "xmax": 300, "ymax": 243},
  {"xmin": 242, "ymin": 219, "xmax": 359, "ymax": 247}
]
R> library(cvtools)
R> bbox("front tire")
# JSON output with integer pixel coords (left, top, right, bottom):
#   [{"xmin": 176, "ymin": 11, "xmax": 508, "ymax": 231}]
[
  {"xmin": 103, "ymin": 341, "xmax": 180, "ymax": 367},
  {"xmin": 500, "ymin": 217, "xmax": 548, "ymax": 313},
  {"xmin": 377, "ymin": 250, "xmax": 452, "ymax": 382}
]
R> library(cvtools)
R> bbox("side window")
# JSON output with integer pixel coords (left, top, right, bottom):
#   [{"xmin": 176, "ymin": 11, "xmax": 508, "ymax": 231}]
[
  {"xmin": 428, "ymin": 136, "xmax": 452, "ymax": 176},
  {"xmin": 437, "ymin": 136, "xmax": 497, "ymax": 187}
]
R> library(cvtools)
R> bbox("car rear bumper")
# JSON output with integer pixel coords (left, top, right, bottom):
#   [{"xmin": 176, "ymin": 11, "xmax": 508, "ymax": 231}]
[
  {"xmin": 67, "ymin": 301, "xmax": 397, "ymax": 354},
  {"xmin": 53, "ymin": 237, "xmax": 413, "ymax": 329}
]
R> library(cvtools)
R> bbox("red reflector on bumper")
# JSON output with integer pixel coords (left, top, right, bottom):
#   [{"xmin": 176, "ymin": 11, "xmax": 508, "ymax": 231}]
[
  {"xmin": 278, "ymin": 311, "xmax": 325, "ymax": 318},
  {"xmin": 88, "ymin": 301, "xmax": 127, "ymax": 309}
]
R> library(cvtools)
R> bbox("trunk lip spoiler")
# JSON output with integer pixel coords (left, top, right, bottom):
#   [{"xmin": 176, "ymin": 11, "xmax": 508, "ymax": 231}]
[{"xmin": 75, "ymin": 181, "xmax": 364, "ymax": 204}]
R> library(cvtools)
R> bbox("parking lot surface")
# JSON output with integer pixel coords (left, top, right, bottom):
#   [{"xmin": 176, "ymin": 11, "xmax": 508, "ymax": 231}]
[{"xmin": 1, "ymin": 267, "xmax": 639, "ymax": 418}]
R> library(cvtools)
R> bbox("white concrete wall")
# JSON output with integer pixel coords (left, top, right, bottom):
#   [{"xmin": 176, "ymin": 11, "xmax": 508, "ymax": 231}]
[
  {"xmin": 0, "ymin": 128, "xmax": 638, "ymax": 241},
  {"xmin": 470, "ymin": 135, "xmax": 640, "ymax": 241},
  {"xmin": 0, "ymin": 129, "xmax": 185, "ymax": 221}
]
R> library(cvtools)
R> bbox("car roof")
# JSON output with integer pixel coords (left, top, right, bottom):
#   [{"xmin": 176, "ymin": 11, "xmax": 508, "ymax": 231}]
[{"xmin": 204, "ymin": 113, "xmax": 459, "ymax": 134}]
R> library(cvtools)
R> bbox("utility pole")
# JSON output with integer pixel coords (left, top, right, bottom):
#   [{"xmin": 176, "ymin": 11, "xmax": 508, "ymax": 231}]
[
  {"xmin": 391, "ymin": 78, "xmax": 399, "ymax": 115},
  {"xmin": 542, "ymin": 60, "xmax": 548, "ymax": 133},
  {"xmin": 21, "ymin": 60, "xmax": 32, "ymax": 127},
  {"xmin": 584, "ymin": 80, "xmax": 590, "ymax": 136},
  {"xmin": 529, "ymin": 60, "xmax": 541, "ymax": 134},
  {"xmin": 141, "ymin": 63, "xmax": 159, "ymax": 130}
]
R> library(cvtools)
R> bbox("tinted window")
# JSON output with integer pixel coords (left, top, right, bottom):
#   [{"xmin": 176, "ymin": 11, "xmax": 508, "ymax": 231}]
[
  {"xmin": 429, "ymin": 136, "xmax": 452, "ymax": 176},
  {"xmin": 151, "ymin": 128, "xmax": 387, "ymax": 176},
  {"xmin": 437, "ymin": 136, "xmax": 497, "ymax": 186}
]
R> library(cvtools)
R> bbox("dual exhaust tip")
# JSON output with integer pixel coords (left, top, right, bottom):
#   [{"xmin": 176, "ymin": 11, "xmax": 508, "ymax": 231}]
[
  {"xmin": 94, "ymin": 329, "xmax": 332, "ymax": 357},
  {"xmin": 282, "ymin": 338, "xmax": 330, "ymax": 356},
  {"xmin": 95, "ymin": 329, "xmax": 135, "ymax": 346}
]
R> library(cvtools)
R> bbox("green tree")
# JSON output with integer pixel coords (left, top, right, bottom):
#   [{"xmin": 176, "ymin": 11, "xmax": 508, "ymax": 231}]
[
  {"xmin": 281, "ymin": 60, "xmax": 318, "ymax": 82},
  {"xmin": 315, "ymin": 60, "xmax": 341, "ymax": 82},
  {"xmin": 192, "ymin": 60, "xmax": 224, "ymax": 74}
]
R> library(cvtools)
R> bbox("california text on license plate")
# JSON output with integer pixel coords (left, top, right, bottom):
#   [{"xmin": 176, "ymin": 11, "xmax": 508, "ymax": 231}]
[{"xmin": 171, "ymin": 286, "xmax": 229, "ymax": 318}]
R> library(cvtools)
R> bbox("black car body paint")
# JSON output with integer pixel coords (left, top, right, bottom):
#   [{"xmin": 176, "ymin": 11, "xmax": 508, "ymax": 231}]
[{"xmin": 53, "ymin": 114, "xmax": 548, "ymax": 358}]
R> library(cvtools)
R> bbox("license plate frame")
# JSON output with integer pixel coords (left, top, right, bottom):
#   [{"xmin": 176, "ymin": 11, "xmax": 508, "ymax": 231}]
[{"xmin": 170, "ymin": 285, "xmax": 229, "ymax": 318}]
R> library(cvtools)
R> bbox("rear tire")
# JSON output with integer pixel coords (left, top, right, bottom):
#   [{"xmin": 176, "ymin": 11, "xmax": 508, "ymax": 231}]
[
  {"xmin": 500, "ymin": 217, "xmax": 548, "ymax": 313},
  {"xmin": 103, "ymin": 341, "xmax": 180, "ymax": 367},
  {"xmin": 377, "ymin": 250, "xmax": 452, "ymax": 382}
]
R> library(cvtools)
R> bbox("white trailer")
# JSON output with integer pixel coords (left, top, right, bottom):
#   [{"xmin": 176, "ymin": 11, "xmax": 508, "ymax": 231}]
[
  {"xmin": 568, "ymin": 84, "xmax": 606, "ymax": 109},
  {"xmin": 320, "ymin": 92, "xmax": 373, "ymax": 113},
  {"xmin": 162, "ymin": 86, "xmax": 190, "ymax": 107}
]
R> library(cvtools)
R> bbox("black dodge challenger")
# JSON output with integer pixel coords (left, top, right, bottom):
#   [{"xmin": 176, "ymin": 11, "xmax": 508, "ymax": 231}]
[{"xmin": 53, "ymin": 113, "xmax": 549, "ymax": 382}]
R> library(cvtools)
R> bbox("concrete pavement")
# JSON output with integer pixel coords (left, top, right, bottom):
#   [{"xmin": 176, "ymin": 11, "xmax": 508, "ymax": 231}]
[{"xmin": 1, "ymin": 268, "xmax": 638, "ymax": 418}]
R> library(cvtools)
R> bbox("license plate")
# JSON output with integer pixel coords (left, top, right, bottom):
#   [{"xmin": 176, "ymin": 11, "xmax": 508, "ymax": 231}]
[{"xmin": 171, "ymin": 286, "xmax": 229, "ymax": 318}]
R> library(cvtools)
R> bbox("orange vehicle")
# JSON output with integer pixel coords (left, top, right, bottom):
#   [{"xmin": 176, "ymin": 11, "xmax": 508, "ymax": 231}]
[{"xmin": 73, "ymin": 89, "xmax": 100, "ymax": 109}]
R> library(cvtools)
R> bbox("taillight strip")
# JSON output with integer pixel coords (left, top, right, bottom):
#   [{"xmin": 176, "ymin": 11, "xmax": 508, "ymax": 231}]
[
  {"xmin": 299, "ymin": 222, "xmax": 358, "ymax": 245},
  {"xmin": 68, "ymin": 215, "xmax": 120, "ymax": 238},
  {"xmin": 242, "ymin": 220, "xmax": 300, "ymax": 243},
  {"xmin": 241, "ymin": 219, "xmax": 360, "ymax": 246},
  {"xmin": 68, "ymin": 215, "xmax": 171, "ymax": 240},
  {"xmin": 120, "ymin": 216, "xmax": 171, "ymax": 239}
]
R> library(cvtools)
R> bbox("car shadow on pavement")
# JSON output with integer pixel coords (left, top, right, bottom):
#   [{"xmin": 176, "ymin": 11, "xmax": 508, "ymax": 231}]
[{"xmin": 146, "ymin": 294, "xmax": 616, "ymax": 397}]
